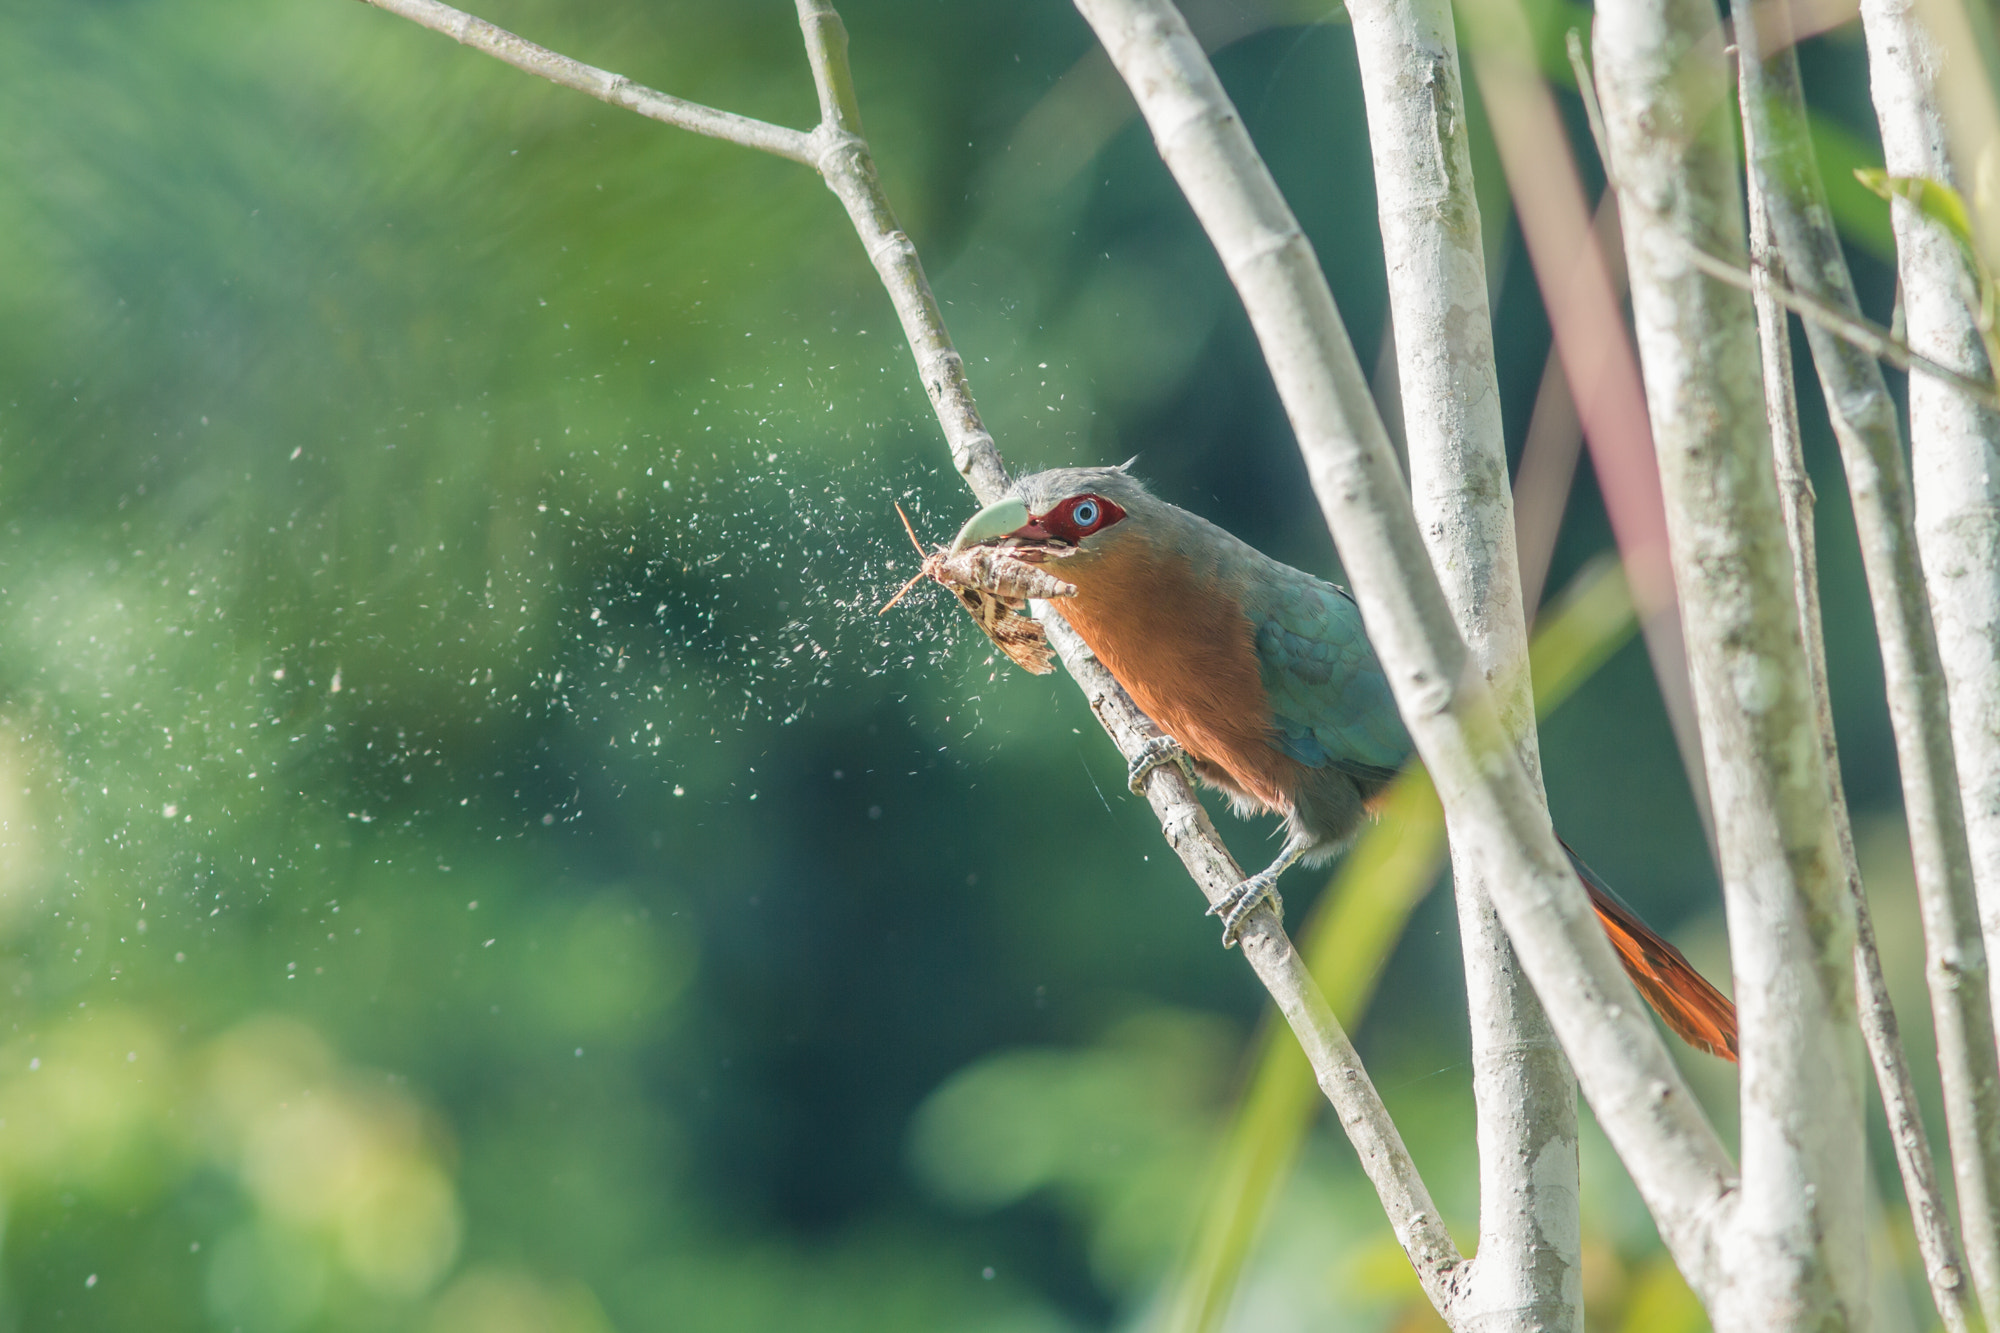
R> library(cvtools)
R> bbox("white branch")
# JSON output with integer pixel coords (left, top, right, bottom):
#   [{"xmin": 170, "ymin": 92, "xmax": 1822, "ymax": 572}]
[
  {"xmin": 1591, "ymin": 0, "xmax": 1867, "ymax": 1324},
  {"xmin": 784, "ymin": 14, "xmax": 1469, "ymax": 1295},
  {"xmin": 1346, "ymin": 0, "xmax": 1581, "ymax": 1321},
  {"xmin": 1737, "ymin": 40, "xmax": 1975, "ymax": 1331},
  {"xmin": 789, "ymin": 0, "xmax": 1009, "ymax": 505},
  {"xmin": 354, "ymin": 0, "xmax": 818, "ymax": 164},
  {"xmin": 1858, "ymin": 3, "xmax": 2000, "ymax": 1309},
  {"xmin": 1457, "ymin": 0, "xmax": 1718, "ymax": 854},
  {"xmin": 1733, "ymin": 5, "xmax": 2000, "ymax": 1323},
  {"xmin": 1072, "ymin": 0, "xmax": 1739, "ymax": 1307}
]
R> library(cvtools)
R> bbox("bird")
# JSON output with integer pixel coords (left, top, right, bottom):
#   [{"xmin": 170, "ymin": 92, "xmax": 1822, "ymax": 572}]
[{"xmin": 948, "ymin": 462, "xmax": 1739, "ymax": 1061}]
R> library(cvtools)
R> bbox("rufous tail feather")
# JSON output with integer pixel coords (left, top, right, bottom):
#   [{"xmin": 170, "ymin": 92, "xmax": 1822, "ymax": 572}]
[{"xmin": 1562, "ymin": 840, "xmax": 1739, "ymax": 1062}]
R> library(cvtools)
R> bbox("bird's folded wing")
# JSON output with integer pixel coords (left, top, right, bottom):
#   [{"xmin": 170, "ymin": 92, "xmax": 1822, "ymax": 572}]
[{"xmin": 1250, "ymin": 574, "xmax": 1411, "ymax": 782}]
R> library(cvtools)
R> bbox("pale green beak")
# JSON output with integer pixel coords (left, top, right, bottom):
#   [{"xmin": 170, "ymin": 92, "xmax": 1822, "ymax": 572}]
[{"xmin": 949, "ymin": 497, "xmax": 1029, "ymax": 552}]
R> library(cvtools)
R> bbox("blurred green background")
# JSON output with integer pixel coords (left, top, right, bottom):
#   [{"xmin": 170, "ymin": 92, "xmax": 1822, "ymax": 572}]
[{"xmin": 0, "ymin": 0, "xmax": 1947, "ymax": 1329}]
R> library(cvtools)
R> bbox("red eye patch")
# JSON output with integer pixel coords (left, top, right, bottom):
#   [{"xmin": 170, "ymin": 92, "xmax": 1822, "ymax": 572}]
[{"xmin": 1033, "ymin": 494, "xmax": 1125, "ymax": 545}]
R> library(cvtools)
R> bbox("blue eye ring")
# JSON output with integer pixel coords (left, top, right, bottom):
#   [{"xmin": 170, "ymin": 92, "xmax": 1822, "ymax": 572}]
[{"xmin": 1072, "ymin": 499, "xmax": 1100, "ymax": 528}]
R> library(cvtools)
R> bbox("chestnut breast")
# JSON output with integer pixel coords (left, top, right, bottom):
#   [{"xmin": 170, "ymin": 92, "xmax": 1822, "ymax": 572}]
[{"xmin": 1050, "ymin": 543, "xmax": 1305, "ymax": 817}]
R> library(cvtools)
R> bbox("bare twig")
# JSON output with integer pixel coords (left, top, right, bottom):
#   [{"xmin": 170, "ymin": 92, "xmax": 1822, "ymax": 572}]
[
  {"xmin": 1676, "ymin": 245, "xmax": 2000, "ymax": 411},
  {"xmin": 354, "ymin": 0, "xmax": 818, "ymax": 164},
  {"xmin": 1591, "ymin": 0, "xmax": 1868, "ymax": 1321},
  {"xmin": 786, "ymin": 2, "xmax": 1010, "ymax": 504},
  {"xmin": 787, "ymin": 11, "xmax": 1473, "ymax": 1293},
  {"xmin": 1565, "ymin": 25, "xmax": 2000, "ymax": 416},
  {"xmin": 1345, "ymin": 0, "xmax": 1581, "ymax": 1320},
  {"xmin": 1072, "ymin": 0, "xmax": 1740, "ymax": 1309},
  {"xmin": 1735, "ymin": 34, "xmax": 1975, "ymax": 1332},
  {"xmin": 1730, "ymin": 1, "xmax": 2000, "ymax": 1320},
  {"xmin": 1164, "ymin": 556, "xmax": 1637, "ymax": 1333}
]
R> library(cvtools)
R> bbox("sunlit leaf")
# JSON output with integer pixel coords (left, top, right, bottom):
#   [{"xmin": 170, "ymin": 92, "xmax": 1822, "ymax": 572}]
[
  {"xmin": 1855, "ymin": 170, "xmax": 2000, "ymax": 380},
  {"xmin": 1854, "ymin": 170, "xmax": 1978, "ymax": 249}
]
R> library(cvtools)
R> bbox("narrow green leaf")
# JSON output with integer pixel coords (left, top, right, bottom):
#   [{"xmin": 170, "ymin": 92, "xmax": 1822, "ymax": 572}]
[
  {"xmin": 1852, "ymin": 170, "xmax": 2000, "ymax": 383},
  {"xmin": 1854, "ymin": 169, "xmax": 1978, "ymax": 249}
]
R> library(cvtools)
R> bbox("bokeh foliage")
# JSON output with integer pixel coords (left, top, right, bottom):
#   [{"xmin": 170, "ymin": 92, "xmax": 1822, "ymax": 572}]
[{"xmin": 0, "ymin": 0, "xmax": 1942, "ymax": 1329}]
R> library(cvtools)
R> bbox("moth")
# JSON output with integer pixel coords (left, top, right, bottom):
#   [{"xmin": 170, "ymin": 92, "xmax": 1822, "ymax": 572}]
[{"xmin": 877, "ymin": 503, "xmax": 1076, "ymax": 674}]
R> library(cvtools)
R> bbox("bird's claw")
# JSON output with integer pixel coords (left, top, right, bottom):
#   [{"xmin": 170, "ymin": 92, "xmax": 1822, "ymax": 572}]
[
  {"xmin": 1127, "ymin": 734, "xmax": 1195, "ymax": 795},
  {"xmin": 1209, "ymin": 875, "xmax": 1283, "ymax": 947}
]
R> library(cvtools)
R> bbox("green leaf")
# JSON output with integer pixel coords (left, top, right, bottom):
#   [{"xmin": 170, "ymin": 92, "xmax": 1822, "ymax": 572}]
[
  {"xmin": 1854, "ymin": 169, "xmax": 1979, "ymax": 250},
  {"xmin": 1855, "ymin": 170, "xmax": 2000, "ymax": 379}
]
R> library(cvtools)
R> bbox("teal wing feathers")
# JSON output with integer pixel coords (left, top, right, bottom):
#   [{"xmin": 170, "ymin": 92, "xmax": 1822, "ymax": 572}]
[{"xmin": 1248, "ymin": 570, "xmax": 1411, "ymax": 783}]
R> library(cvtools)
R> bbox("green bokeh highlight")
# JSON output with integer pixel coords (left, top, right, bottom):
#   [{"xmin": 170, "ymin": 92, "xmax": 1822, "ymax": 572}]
[{"xmin": 0, "ymin": 1, "xmax": 1934, "ymax": 1330}]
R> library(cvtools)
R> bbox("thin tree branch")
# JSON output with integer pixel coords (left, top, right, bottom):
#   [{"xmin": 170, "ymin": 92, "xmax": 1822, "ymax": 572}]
[
  {"xmin": 788, "ymin": 0, "xmax": 1008, "ymax": 503},
  {"xmin": 1859, "ymin": 0, "xmax": 2000, "ymax": 1147},
  {"xmin": 1590, "ymin": 0, "xmax": 1868, "ymax": 1322},
  {"xmin": 1562, "ymin": 28, "xmax": 2000, "ymax": 418},
  {"xmin": 1677, "ymin": 245, "xmax": 2000, "ymax": 412},
  {"xmin": 1164, "ymin": 556, "xmax": 1635, "ymax": 1333},
  {"xmin": 1346, "ymin": 0, "xmax": 1582, "ymax": 1320},
  {"xmin": 796, "ymin": 0, "xmax": 863, "ymax": 134},
  {"xmin": 356, "ymin": 0, "xmax": 1469, "ymax": 1312},
  {"xmin": 1456, "ymin": 0, "xmax": 1718, "ymax": 854},
  {"xmin": 1072, "ymin": 0, "xmax": 1740, "ymax": 1309},
  {"xmin": 1731, "ymin": 2, "xmax": 2000, "ymax": 1319},
  {"xmin": 353, "ymin": 0, "xmax": 818, "ymax": 165},
  {"xmin": 1735, "ymin": 41, "xmax": 1975, "ymax": 1333},
  {"xmin": 1058, "ymin": 618, "xmax": 1468, "ymax": 1318}
]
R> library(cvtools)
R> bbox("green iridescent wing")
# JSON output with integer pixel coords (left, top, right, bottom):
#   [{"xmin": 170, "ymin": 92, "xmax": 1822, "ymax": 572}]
[{"xmin": 1250, "ymin": 571, "xmax": 1411, "ymax": 782}]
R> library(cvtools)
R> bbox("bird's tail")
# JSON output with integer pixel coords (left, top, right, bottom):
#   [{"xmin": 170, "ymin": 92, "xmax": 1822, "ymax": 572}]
[{"xmin": 1561, "ymin": 839, "xmax": 1739, "ymax": 1062}]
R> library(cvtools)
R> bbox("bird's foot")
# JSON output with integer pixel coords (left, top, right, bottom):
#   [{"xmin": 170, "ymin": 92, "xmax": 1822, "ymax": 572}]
[
  {"xmin": 1209, "ymin": 873, "xmax": 1283, "ymax": 948},
  {"xmin": 1127, "ymin": 734, "xmax": 1195, "ymax": 795}
]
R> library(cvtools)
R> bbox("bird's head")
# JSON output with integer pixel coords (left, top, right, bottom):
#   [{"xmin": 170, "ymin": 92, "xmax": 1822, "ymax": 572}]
[{"xmin": 948, "ymin": 464, "xmax": 1154, "ymax": 577}]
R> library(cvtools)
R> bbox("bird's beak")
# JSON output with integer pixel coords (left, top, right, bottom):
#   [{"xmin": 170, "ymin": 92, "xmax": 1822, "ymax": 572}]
[{"xmin": 950, "ymin": 498, "xmax": 1050, "ymax": 552}]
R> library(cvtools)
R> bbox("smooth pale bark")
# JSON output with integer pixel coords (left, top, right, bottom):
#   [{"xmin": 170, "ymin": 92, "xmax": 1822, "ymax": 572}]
[
  {"xmin": 1592, "ymin": 0, "xmax": 1865, "ymax": 1326},
  {"xmin": 1667, "ymin": 247, "xmax": 2000, "ymax": 407},
  {"xmin": 1859, "ymin": 0, "xmax": 2000, "ymax": 1138},
  {"xmin": 1455, "ymin": 0, "xmax": 1717, "ymax": 850},
  {"xmin": 1345, "ymin": 0, "xmax": 1581, "ymax": 1324},
  {"xmin": 1738, "ymin": 64, "xmax": 1974, "ymax": 1332},
  {"xmin": 1734, "ymin": 4, "xmax": 2000, "ymax": 1322},
  {"xmin": 1072, "ymin": 0, "xmax": 1740, "ymax": 1311}
]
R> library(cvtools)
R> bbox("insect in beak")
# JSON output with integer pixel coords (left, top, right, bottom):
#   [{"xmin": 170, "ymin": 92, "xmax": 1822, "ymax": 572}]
[{"xmin": 879, "ymin": 502, "xmax": 1076, "ymax": 674}]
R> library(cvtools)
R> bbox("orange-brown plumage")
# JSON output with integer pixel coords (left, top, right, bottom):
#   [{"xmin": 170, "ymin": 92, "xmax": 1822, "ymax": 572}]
[
  {"xmin": 964, "ymin": 464, "xmax": 1739, "ymax": 1059},
  {"xmin": 1051, "ymin": 535, "xmax": 1308, "ymax": 818},
  {"xmin": 1568, "ymin": 841, "xmax": 1739, "ymax": 1060}
]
